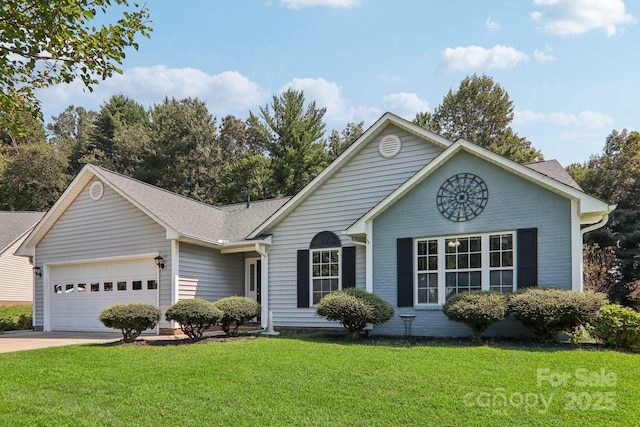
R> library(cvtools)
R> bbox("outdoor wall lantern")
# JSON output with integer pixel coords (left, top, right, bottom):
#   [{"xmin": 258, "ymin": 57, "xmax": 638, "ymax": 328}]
[
  {"xmin": 33, "ymin": 265, "xmax": 42, "ymax": 278},
  {"xmin": 154, "ymin": 255, "xmax": 165, "ymax": 270}
]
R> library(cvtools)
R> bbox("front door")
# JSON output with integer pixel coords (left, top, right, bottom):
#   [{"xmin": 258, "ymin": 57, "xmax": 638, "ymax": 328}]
[{"xmin": 245, "ymin": 257, "xmax": 261, "ymax": 305}]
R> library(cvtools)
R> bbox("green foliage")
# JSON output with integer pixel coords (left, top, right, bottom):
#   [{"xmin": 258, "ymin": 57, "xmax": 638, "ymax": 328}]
[
  {"xmin": 508, "ymin": 288, "xmax": 608, "ymax": 342},
  {"xmin": 258, "ymin": 89, "xmax": 328, "ymax": 196},
  {"xmin": 165, "ymin": 299, "xmax": 224, "ymax": 341},
  {"xmin": 342, "ymin": 288, "xmax": 394, "ymax": 326},
  {"xmin": 570, "ymin": 129, "xmax": 640, "ymax": 307},
  {"xmin": 0, "ymin": 140, "xmax": 69, "ymax": 211},
  {"xmin": 418, "ymin": 74, "xmax": 542, "ymax": 163},
  {"xmin": 212, "ymin": 296, "xmax": 260, "ymax": 336},
  {"xmin": 0, "ymin": 0, "xmax": 152, "ymax": 137},
  {"xmin": 98, "ymin": 303, "xmax": 161, "ymax": 343},
  {"xmin": 141, "ymin": 97, "xmax": 219, "ymax": 203},
  {"xmin": 327, "ymin": 121, "xmax": 364, "ymax": 160},
  {"xmin": 591, "ymin": 304, "xmax": 640, "ymax": 351},
  {"xmin": 316, "ymin": 289, "xmax": 394, "ymax": 338},
  {"xmin": 442, "ymin": 291, "xmax": 507, "ymax": 341},
  {"xmin": 46, "ymin": 106, "xmax": 98, "ymax": 175}
]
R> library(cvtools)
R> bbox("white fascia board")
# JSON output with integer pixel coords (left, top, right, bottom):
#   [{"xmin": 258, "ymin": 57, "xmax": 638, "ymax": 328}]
[
  {"xmin": 347, "ymin": 139, "xmax": 613, "ymax": 236},
  {"xmin": 16, "ymin": 165, "xmax": 96, "ymax": 256},
  {"xmin": 249, "ymin": 113, "xmax": 452, "ymax": 238},
  {"xmin": 91, "ymin": 166, "xmax": 177, "ymax": 235}
]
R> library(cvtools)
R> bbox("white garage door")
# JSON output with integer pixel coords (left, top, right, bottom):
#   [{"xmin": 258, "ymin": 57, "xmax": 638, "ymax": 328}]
[{"xmin": 49, "ymin": 258, "xmax": 158, "ymax": 332}]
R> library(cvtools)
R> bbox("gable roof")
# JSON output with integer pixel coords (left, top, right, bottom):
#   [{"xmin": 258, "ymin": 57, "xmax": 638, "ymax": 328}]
[
  {"xmin": 18, "ymin": 165, "xmax": 289, "ymax": 255},
  {"xmin": 347, "ymin": 139, "xmax": 615, "ymax": 236},
  {"xmin": 524, "ymin": 159, "xmax": 582, "ymax": 191},
  {"xmin": 249, "ymin": 112, "xmax": 452, "ymax": 238},
  {"xmin": 0, "ymin": 212, "xmax": 44, "ymax": 255}
]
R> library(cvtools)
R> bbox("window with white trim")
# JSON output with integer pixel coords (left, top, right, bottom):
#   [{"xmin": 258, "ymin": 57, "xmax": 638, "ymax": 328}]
[
  {"xmin": 311, "ymin": 248, "xmax": 340, "ymax": 305},
  {"xmin": 489, "ymin": 234, "xmax": 514, "ymax": 293},
  {"xmin": 415, "ymin": 231, "xmax": 515, "ymax": 305}
]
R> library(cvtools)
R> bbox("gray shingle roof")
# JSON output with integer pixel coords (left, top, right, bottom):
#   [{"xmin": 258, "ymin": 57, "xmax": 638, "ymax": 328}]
[
  {"xmin": 0, "ymin": 211, "xmax": 44, "ymax": 253},
  {"xmin": 524, "ymin": 159, "xmax": 583, "ymax": 191},
  {"xmin": 93, "ymin": 166, "xmax": 289, "ymax": 244}
]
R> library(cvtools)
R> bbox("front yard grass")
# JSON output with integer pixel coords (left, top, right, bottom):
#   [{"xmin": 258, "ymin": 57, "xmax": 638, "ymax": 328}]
[{"xmin": 0, "ymin": 335, "xmax": 638, "ymax": 426}]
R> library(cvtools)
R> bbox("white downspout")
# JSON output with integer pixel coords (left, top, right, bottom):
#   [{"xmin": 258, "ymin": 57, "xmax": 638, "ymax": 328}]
[
  {"xmin": 254, "ymin": 243, "xmax": 274, "ymax": 332},
  {"xmin": 581, "ymin": 214, "xmax": 610, "ymax": 236}
]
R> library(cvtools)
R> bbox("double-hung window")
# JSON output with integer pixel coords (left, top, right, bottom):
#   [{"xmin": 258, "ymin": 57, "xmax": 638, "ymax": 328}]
[
  {"xmin": 415, "ymin": 231, "xmax": 515, "ymax": 305},
  {"xmin": 311, "ymin": 248, "xmax": 340, "ymax": 305}
]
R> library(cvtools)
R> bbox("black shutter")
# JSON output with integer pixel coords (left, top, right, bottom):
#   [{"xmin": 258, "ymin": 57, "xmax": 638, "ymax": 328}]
[
  {"xmin": 517, "ymin": 228, "xmax": 538, "ymax": 289},
  {"xmin": 342, "ymin": 246, "xmax": 356, "ymax": 288},
  {"xmin": 297, "ymin": 250, "xmax": 310, "ymax": 308},
  {"xmin": 397, "ymin": 238, "xmax": 414, "ymax": 307}
]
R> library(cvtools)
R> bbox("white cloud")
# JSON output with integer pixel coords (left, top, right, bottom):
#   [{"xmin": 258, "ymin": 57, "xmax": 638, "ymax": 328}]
[
  {"xmin": 38, "ymin": 66, "xmax": 269, "ymax": 120},
  {"xmin": 485, "ymin": 16, "xmax": 500, "ymax": 31},
  {"xmin": 281, "ymin": 0, "xmax": 359, "ymax": 9},
  {"xmin": 441, "ymin": 45, "xmax": 529, "ymax": 71},
  {"xmin": 281, "ymin": 77, "xmax": 380, "ymax": 128},
  {"xmin": 382, "ymin": 93, "xmax": 429, "ymax": 120},
  {"xmin": 514, "ymin": 109, "xmax": 613, "ymax": 130},
  {"xmin": 531, "ymin": 0, "xmax": 635, "ymax": 37},
  {"xmin": 533, "ymin": 45, "xmax": 555, "ymax": 62}
]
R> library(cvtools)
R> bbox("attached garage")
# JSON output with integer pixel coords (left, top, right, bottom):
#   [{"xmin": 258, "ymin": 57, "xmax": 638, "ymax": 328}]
[{"xmin": 48, "ymin": 257, "xmax": 159, "ymax": 332}]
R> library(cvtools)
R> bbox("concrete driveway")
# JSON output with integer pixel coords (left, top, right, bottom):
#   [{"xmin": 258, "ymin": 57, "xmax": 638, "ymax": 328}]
[{"xmin": 0, "ymin": 330, "xmax": 122, "ymax": 353}]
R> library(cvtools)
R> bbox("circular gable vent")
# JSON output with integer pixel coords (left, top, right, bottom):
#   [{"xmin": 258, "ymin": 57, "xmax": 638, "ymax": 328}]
[
  {"xmin": 379, "ymin": 134, "xmax": 401, "ymax": 158},
  {"xmin": 89, "ymin": 181, "xmax": 104, "ymax": 201}
]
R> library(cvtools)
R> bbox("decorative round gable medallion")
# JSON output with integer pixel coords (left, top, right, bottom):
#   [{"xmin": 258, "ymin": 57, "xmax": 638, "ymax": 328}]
[
  {"xmin": 378, "ymin": 134, "xmax": 401, "ymax": 158},
  {"xmin": 89, "ymin": 181, "xmax": 104, "ymax": 201},
  {"xmin": 436, "ymin": 173, "xmax": 488, "ymax": 222}
]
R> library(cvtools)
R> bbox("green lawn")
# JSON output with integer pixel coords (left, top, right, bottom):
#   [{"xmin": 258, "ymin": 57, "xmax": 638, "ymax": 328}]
[
  {"xmin": 0, "ymin": 335, "xmax": 637, "ymax": 426},
  {"xmin": 0, "ymin": 305, "xmax": 31, "ymax": 331}
]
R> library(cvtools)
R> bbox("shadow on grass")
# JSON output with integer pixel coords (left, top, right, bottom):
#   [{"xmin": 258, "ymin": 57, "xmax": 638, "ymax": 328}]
[{"xmin": 274, "ymin": 328, "xmax": 621, "ymax": 353}]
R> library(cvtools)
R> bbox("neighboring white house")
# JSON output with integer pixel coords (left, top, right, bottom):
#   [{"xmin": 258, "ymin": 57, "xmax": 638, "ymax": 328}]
[
  {"xmin": 0, "ymin": 212, "xmax": 44, "ymax": 305},
  {"xmin": 17, "ymin": 113, "xmax": 615, "ymax": 336}
]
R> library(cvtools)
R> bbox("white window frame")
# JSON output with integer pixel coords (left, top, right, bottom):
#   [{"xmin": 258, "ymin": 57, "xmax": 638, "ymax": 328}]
[
  {"xmin": 310, "ymin": 247, "xmax": 341, "ymax": 306},
  {"xmin": 414, "ymin": 231, "xmax": 517, "ymax": 306}
]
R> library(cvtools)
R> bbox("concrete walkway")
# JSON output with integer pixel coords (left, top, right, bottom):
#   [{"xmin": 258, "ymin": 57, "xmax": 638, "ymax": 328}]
[{"xmin": 0, "ymin": 330, "xmax": 123, "ymax": 353}]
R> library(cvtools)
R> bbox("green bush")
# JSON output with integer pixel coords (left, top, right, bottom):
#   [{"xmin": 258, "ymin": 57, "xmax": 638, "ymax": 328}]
[
  {"xmin": 508, "ymin": 288, "xmax": 608, "ymax": 342},
  {"xmin": 591, "ymin": 304, "xmax": 640, "ymax": 351},
  {"xmin": 343, "ymin": 288, "xmax": 395, "ymax": 326},
  {"xmin": 0, "ymin": 305, "xmax": 32, "ymax": 331},
  {"xmin": 99, "ymin": 303, "xmax": 161, "ymax": 343},
  {"xmin": 165, "ymin": 299, "xmax": 224, "ymax": 341},
  {"xmin": 443, "ymin": 291, "xmax": 507, "ymax": 341},
  {"xmin": 212, "ymin": 296, "xmax": 260, "ymax": 336},
  {"xmin": 316, "ymin": 289, "xmax": 394, "ymax": 338}
]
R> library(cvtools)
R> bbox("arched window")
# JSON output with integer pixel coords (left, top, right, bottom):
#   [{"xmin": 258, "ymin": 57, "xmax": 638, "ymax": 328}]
[{"xmin": 296, "ymin": 231, "xmax": 356, "ymax": 308}]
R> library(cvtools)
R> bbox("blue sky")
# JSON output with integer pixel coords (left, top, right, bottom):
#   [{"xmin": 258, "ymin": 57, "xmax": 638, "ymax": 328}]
[{"xmin": 38, "ymin": 0, "xmax": 639, "ymax": 166}]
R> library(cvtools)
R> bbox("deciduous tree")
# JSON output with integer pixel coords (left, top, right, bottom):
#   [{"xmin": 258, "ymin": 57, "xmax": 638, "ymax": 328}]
[{"xmin": 0, "ymin": 0, "xmax": 151, "ymax": 137}]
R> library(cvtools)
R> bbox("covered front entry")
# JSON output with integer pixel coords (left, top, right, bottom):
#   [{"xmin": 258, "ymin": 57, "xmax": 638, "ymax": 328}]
[
  {"xmin": 48, "ymin": 257, "xmax": 158, "ymax": 332},
  {"xmin": 245, "ymin": 257, "xmax": 261, "ymax": 304}
]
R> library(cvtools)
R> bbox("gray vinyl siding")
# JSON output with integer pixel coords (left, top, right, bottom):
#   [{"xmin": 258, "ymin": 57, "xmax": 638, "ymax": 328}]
[
  {"xmin": 265, "ymin": 125, "xmax": 446, "ymax": 327},
  {"xmin": 35, "ymin": 179, "xmax": 171, "ymax": 328},
  {"xmin": 178, "ymin": 243, "xmax": 243, "ymax": 302},
  {"xmin": 371, "ymin": 151, "xmax": 572, "ymax": 337}
]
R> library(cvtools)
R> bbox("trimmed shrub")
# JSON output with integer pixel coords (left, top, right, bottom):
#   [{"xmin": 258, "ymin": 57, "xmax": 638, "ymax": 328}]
[
  {"xmin": 316, "ymin": 289, "xmax": 394, "ymax": 338},
  {"xmin": 212, "ymin": 296, "xmax": 260, "ymax": 336},
  {"xmin": 443, "ymin": 291, "xmax": 507, "ymax": 341},
  {"xmin": 99, "ymin": 303, "xmax": 161, "ymax": 343},
  {"xmin": 508, "ymin": 288, "xmax": 608, "ymax": 342},
  {"xmin": 591, "ymin": 304, "xmax": 640, "ymax": 351},
  {"xmin": 165, "ymin": 299, "xmax": 224, "ymax": 341},
  {"xmin": 343, "ymin": 288, "xmax": 395, "ymax": 326}
]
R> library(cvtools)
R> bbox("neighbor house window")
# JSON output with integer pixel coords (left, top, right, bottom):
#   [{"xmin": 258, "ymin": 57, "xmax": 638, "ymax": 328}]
[
  {"xmin": 415, "ymin": 231, "xmax": 515, "ymax": 305},
  {"xmin": 311, "ymin": 248, "xmax": 340, "ymax": 305}
]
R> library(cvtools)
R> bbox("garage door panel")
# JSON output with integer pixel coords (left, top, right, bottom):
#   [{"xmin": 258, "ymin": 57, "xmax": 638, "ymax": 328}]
[{"xmin": 50, "ymin": 258, "xmax": 159, "ymax": 332}]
